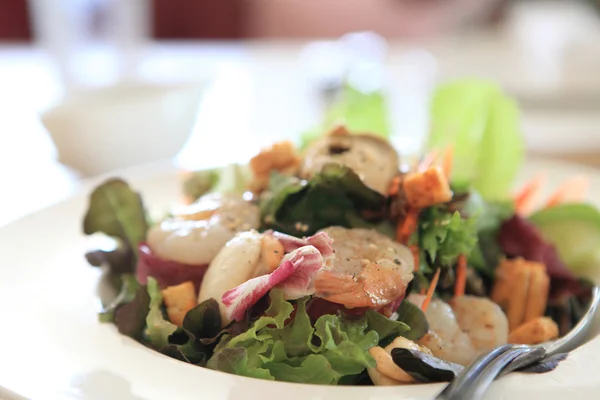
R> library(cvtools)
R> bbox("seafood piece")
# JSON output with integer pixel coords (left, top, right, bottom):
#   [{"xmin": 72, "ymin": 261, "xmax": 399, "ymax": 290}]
[
  {"xmin": 147, "ymin": 193, "xmax": 260, "ymax": 265},
  {"xmin": 367, "ymin": 336, "xmax": 432, "ymax": 386},
  {"xmin": 491, "ymin": 258, "xmax": 550, "ymax": 331},
  {"xmin": 300, "ymin": 127, "xmax": 399, "ymax": 195},
  {"xmin": 314, "ymin": 227, "xmax": 414, "ymax": 309},
  {"xmin": 199, "ymin": 231, "xmax": 333, "ymax": 326},
  {"xmin": 409, "ymin": 294, "xmax": 509, "ymax": 366}
]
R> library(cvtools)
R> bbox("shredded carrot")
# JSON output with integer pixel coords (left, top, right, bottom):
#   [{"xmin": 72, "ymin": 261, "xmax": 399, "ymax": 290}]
[
  {"xmin": 455, "ymin": 254, "xmax": 467, "ymax": 297},
  {"xmin": 442, "ymin": 145, "xmax": 454, "ymax": 180},
  {"xmin": 514, "ymin": 174, "xmax": 546, "ymax": 215},
  {"xmin": 421, "ymin": 268, "xmax": 441, "ymax": 312},
  {"xmin": 544, "ymin": 176, "xmax": 590, "ymax": 209},
  {"xmin": 388, "ymin": 176, "xmax": 401, "ymax": 196},
  {"xmin": 409, "ymin": 244, "xmax": 420, "ymax": 272},
  {"xmin": 418, "ymin": 150, "xmax": 440, "ymax": 173},
  {"xmin": 396, "ymin": 208, "xmax": 419, "ymax": 244}
]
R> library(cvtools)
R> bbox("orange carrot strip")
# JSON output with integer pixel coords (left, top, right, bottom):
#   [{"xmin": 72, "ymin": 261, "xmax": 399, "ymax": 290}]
[
  {"xmin": 418, "ymin": 150, "xmax": 440, "ymax": 173},
  {"xmin": 396, "ymin": 208, "xmax": 419, "ymax": 244},
  {"xmin": 514, "ymin": 174, "xmax": 546, "ymax": 215},
  {"xmin": 420, "ymin": 287, "xmax": 426, "ymax": 295},
  {"xmin": 455, "ymin": 254, "xmax": 467, "ymax": 297},
  {"xmin": 544, "ymin": 176, "xmax": 590, "ymax": 209},
  {"xmin": 442, "ymin": 145, "xmax": 454, "ymax": 180},
  {"xmin": 410, "ymin": 244, "xmax": 420, "ymax": 272},
  {"xmin": 421, "ymin": 268, "xmax": 441, "ymax": 312},
  {"xmin": 388, "ymin": 176, "xmax": 401, "ymax": 196}
]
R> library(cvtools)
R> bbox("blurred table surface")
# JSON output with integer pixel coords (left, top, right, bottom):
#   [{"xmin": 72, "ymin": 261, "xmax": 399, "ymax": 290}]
[{"xmin": 1, "ymin": 2, "xmax": 600, "ymax": 227}]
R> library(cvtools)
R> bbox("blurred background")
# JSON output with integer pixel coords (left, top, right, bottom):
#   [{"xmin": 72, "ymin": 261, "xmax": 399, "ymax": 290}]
[{"xmin": 1, "ymin": 0, "xmax": 600, "ymax": 225}]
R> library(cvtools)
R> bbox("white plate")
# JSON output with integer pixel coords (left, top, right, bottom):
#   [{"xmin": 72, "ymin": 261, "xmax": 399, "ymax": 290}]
[{"xmin": 1, "ymin": 158, "xmax": 599, "ymax": 400}]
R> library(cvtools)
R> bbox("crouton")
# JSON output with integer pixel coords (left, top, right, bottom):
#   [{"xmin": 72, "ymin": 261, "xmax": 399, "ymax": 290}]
[
  {"xmin": 161, "ymin": 281, "xmax": 197, "ymax": 326},
  {"xmin": 491, "ymin": 258, "xmax": 550, "ymax": 331},
  {"xmin": 508, "ymin": 317, "xmax": 559, "ymax": 345},
  {"xmin": 249, "ymin": 141, "xmax": 301, "ymax": 177},
  {"xmin": 402, "ymin": 167, "xmax": 453, "ymax": 209}
]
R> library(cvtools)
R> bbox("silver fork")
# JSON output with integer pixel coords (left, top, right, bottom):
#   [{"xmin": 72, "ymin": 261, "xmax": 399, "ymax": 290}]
[{"xmin": 436, "ymin": 286, "xmax": 600, "ymax": 400}]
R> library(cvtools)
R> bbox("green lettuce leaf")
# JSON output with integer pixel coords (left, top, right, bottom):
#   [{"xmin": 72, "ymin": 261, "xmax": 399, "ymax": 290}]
[
  {"xmin": 427, "ymin": 79, "xmax": 524, "ymax": 200},
  {"xmin": 417, "ymin": 206, "xmax": 478, "ymax": 268},
  {"xmin": 83, "ymin": 179, "xmax": 149, "ymax": 268},
  {"xmin": 462, "ymin": 191, "xmax": 514, "ymax": 276},
  {"xmin": 143, "ymin": 281, "xmax": 224, "ymax": 364},
  {"xmin": 259, "ymin": 164, "xmax": 387, "ymax": 237},
  {"xmin": 182, "ymin": 164, "xmax": 252, "ymax": 203},
  {"xmin": 300, "ymin": 84, "xmax": 390, "ymax": 150},
  {"xmin": 114, "ymin": 282, "xmax": 150, "ymax": 340},
  {"xmin": 98, "ymin": 274, "xmax": 141, "ymax": 323},
  {"xmin": 391, "ymin": 301, "xmax": 429, "ymax": 342},
  {"xmin": 208, "ymin": 290, "xmax": 378, "ymax": 385},
  {"xmin": 145, "ymin": 277, "xmax": 177, "ymax": 349}
]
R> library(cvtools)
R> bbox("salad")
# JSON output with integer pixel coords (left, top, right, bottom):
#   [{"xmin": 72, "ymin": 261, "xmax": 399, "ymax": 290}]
[{"xmin": 83, "ymin": 80, "xmax": 597, "ymax": 386}]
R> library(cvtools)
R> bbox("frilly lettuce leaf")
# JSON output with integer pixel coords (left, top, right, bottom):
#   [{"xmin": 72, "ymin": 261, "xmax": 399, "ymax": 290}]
[
  {"xmin": 145, "ymin": 277, "xmax": 178, "ymax": 349},
  {"xmin": 300, "ymin": 84, "xmax": 390, "ymax": 150},
  {"xmin": 83, "ymin": 179, "xmax": 149, "ymax": 271},
  {"xmin": 259, "ymin": 164, "xmax": 388, "ymax": 237},
  {"xmin": 462, "ymin": 191, "xmax": 515, "ymax": 277},
  {"xmin": 208, "ymin": 289, "xmax": 428, "ymax": 384},
  {"xmin": 427, "ymin": 79, "xmax": 524, "ymax": 200},
  {"xmin": 417, "ymin": 206, "xmax": 478, "ymax": 268},
  {"xmin": 143, "ymin": 278, "xmax": 224, "ymax": 364}
]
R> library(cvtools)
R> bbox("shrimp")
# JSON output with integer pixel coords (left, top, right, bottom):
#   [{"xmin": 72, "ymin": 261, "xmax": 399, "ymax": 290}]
[
  {"xmin": 314, "ymin": 227, "xmax": 414, "ymax": 309},
  {"xmin": 408, "ymin": 294, "xmax": 508, "ymax": 366},
  {"xmin": 147, "ymin": 193, "xmax": 260, "ymax": 265}
]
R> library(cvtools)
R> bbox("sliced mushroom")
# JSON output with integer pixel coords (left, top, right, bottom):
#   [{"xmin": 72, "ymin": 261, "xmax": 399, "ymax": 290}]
[{"xmin": 300, "ymin": 128, "xmax": 399, "ymax": 195}]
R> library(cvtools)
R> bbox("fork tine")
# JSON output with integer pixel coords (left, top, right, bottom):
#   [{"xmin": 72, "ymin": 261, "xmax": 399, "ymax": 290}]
[
  {"xmin": 435, "ymin": 344, "xmax": 512, "ymax": 400},
  {"xmin": 459, "ymin": 346, "xmax": 533, "ymax": 400}
]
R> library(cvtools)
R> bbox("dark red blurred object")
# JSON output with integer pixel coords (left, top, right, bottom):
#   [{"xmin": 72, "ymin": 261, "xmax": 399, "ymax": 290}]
[
  {"xmin": 0, "ymin": 0, "xmax": 32, "ymax": 40},
  {"xmin": 152, "ymin": 0, "xmax": 242, "ymax": 39},
  {"xmin": 136, "ymin": 243, "xmax": 208, "ymax": 291},
  {"xmin": 498, "ymin": 215, "xmax": 584, "ymax": 299}
]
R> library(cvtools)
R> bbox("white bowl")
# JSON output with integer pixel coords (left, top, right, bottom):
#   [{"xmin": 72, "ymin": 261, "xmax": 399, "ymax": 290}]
[{"xmin": 41, "ymin": 82, "xmax": 204, "ymax": 176}]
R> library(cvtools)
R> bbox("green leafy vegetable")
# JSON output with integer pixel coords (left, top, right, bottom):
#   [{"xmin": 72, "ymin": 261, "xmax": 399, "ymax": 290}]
[
  {"xmin": 182, "ymin": 299, "xmax": 222, "ymax": 340},
  {"xmin": 366, "ymin": 310, "xmax": 410, "ymax": 344},
  {"xmin": 300, "ymin": 84, "xmax": 390, "ymax": 149},
  {"xmin": 417, "ymin": 206, "xmax": 478, "ymax": 268},
  {"xmin": 391, "ymin": 348, "xmax": 464, "ymax": 383},
  {"xmin": 98, "ymin": 274, "xmax": 142, "ymax": 322},
  {"xmin": 145, "ymin": 277, "xmax": 177, "ymax": 349},
  {"xmin": 182, "ymin": 164, "xmax": 252, "ymax": 203},
  {"xmin": 462, "ymin": 191, "xmax": 514, "ymax": 277},
  {"xmin": 208, "ymin": 289, "xmax": 379, "ymax": 384},
  {"xmin": 85, "ymin": 244, "xmax": 135, "ymax": 275},
  {"xmin": 392, "ymin": 301, "xmax": 429, "ymax": 341},
  {"xmin": 530, "ymin": 203, "xmax": 600, "ymax": 277},
  {"xmin": 83, "ymin": 179, "xmax": 149, "ymax": 263},
  {"xmin": 260, "ymin": 164, "xmax": 387, "ymax": 236},
  {"xmin": 427, "ymin": 79, "xmax": 524, "ymax": 200},
  {"xmin": 143, "ymin": 280, "xmax": 224, "ymax": 364},
  {"xmin": 114, "ymin": 284, "xmax": 150, "ymax": 339}
]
